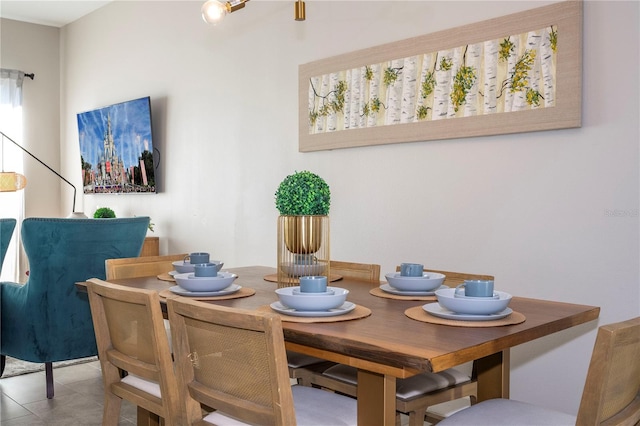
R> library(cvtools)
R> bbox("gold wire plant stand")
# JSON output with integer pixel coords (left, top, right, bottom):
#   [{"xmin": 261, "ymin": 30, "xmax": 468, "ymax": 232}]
[{"xmin": 277, "ymin": 215, "xmax": 330, "ymax": 288}]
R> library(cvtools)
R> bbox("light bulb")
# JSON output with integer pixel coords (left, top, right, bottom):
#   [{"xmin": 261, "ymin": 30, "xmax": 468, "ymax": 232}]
[{"xmin": 202, "ymin": 0, "xmax": 228, "ymax": 24}]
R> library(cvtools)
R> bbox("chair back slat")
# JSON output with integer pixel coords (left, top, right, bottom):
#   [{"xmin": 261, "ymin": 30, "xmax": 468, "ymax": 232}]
[
  {"xmin": 577, "ymin": 316, "xmax": 640, "ymax": 425},
  {"xmin": 167, "ymin": 296, "xmax": 297, "ymax": 426},
  {"xmin": 330, "ymin": 260, "xmax": 381, "ymax": 282},
  {"xmin": 106, "ymin": 254, "xmax": 188, "ymax": 280}
]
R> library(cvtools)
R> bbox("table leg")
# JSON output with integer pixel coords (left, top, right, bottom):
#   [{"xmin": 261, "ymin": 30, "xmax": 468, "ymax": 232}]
[
  {"xmin": 136, "ymin": 407, "xmax": 160, "ymax": 426},
  {"xmin": 356, "ymin": 369, "xmax": 396, "ymax": 426},
  {"xmin": 475, "ymin": 349, "xmax": 510, "ymax": 401}
]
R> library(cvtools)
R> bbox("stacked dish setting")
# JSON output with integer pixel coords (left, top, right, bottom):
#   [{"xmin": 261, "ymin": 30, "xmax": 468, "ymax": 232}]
[
  {"xmin": 172, "ymin": 259, "xmax": 223, "ymax": 274},
  {"xmin": 434, "ymin": 288, "xmax": 512, "ymax": 315},
  {"xmin": 382, "ymin": 272, "xmax": 446, "ymax": 295},
  {"xmin": 174, "ymin": 271, "xmax": 238, "ymax": 293},
  {"xmin": 280, "ymin": 262, "xmax": 326, "ymax": 277},
  {"xmin": 275, "ymin": 286, "xmax": 348, "ymax": 311}
]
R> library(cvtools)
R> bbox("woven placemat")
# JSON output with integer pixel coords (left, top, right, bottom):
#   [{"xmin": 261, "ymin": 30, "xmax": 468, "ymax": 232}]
[
  {"xmin": 263, "ymin": 274, "xmax": 342, "ymax": 284},
  {"xmin": 157, "ymin": 273, "xmax": 175, "ymax": 282},
  {"xmin": 369, "ymin": 286, "xmax": 437, "ymax": 301},
  {"xmin": 159, "ymin": 287, "xmax": 256, "ymax": 301},
  {"xmin": 257, "ymin": 304, "xmax": 371, "ymax": 323},
  {"xmin": 405, "ymin": 305, "xmax": 526, "ymax": 327}
]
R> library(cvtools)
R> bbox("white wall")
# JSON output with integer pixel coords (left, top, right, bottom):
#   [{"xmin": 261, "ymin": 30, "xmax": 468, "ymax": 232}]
[
  {"xmin": 0, "ymin": 18, "xmax": 61, "ymax": 218},
  {"xmin": 7, "ymin": 0, "xmax": 640, "ymax": 416}
]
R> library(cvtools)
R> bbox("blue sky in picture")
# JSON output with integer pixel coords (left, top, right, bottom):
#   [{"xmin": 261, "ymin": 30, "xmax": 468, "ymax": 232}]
[{"xmin": 77, "ymin": 96, "xmax": 153, "ymax": 171}]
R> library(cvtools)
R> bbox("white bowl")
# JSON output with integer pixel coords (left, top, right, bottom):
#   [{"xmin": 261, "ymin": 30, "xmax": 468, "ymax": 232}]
[
  {"xmin": 292, "ymin": 287, "xmax": 335, "ymax": 296},
  {"xmin": 175, "ymin": 271, "xmax": 237, "ymax": 292},
  {"xmin": 173, "ymin": 261, "xmax": 195, "ymax": 273},
  {"xmin": 385, "ymin": 272, "xmax": 446, "ymax": 292},
  {"xmin": 435, "ymin": 288, "xmax": 512, "ymax": 315},
  {"xmin": 173, "ymin": 260, "xmax": 223, "ymax": 274},
  {"xmin": 281, "ymin": 262, "xmax": 326, "ymax": 277},
  {"xmin": 275, "ymin": 286, "xmax": 348, "ymax": 311}
]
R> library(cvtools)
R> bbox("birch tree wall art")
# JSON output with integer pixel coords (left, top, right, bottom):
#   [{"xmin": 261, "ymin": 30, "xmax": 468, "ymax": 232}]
[{"xmin": 299, "ymin": 0, "xmax": 582, "ymax": 152}]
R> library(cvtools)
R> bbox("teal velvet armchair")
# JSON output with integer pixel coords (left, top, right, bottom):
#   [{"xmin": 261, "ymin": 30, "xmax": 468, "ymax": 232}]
[
  {"xmin": 0, "ymin": 218, "xmax": 17, "ymax": 275},
  {"xmin": 0, "ymin": 216, "xmax": 150, "ymax": 398}
]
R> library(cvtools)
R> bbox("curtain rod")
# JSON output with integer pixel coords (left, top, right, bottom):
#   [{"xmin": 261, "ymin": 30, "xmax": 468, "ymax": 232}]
[{"xmin": 0, "ymin": 69, "xmax": 34, "ymax": 80}]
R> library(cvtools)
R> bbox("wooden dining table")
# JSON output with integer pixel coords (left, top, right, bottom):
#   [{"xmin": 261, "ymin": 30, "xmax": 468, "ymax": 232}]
[{"xmin": 79, "ymin": 265, "xmax": 599, "ymax": 426}]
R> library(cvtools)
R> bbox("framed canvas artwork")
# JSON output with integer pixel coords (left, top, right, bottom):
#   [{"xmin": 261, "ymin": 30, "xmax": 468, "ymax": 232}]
[{"xmin": 299, "ymin": 1, "xmax": 582, "ymax": 151}]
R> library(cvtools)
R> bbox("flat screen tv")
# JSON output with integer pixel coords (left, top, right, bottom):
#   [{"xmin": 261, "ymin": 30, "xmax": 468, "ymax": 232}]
[{"xmin": 77, "ymin": 96, "xmax": 157, "ymax": 194}]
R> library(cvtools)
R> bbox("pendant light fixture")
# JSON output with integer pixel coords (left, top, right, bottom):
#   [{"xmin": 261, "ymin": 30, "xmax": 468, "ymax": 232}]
[
  {"xmin": 201, "ymin": 0, "xmax": 248, "ymax": 25},
  {"xmin": 294, "ymin": 0, "xmax": 305, "ymax": 21},
  {"xmin": 201, "ymin": 0, "xmax": 305, "ymax": 24}
]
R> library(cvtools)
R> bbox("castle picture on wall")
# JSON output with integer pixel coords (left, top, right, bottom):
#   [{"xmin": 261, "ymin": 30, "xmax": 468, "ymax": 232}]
[{"xmin": 77, "ymin": 96, "xmax": 157, "ymax": 194}]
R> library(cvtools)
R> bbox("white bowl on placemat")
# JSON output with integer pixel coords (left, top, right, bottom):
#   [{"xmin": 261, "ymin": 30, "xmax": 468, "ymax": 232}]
[
  {"xmin": 173, "ymin": 260, "xmax": 223, "ymax": 274},
  {"xmin": 276, "ymin": 286, "xmax": 348, "ymax": 311},
  {"xmin": 385, "ymin": 272, "xmax": 445, "ymax": 292},
  {"xmin": 435, "ymin": 288, "xmax": 511, "ymax": 315},
  {"xmin": 172, "ymin": 261, "xmax": 195, "ymax": 273},
  {"xmin": 281, "ymin": 262, "xmax": 325, "ymax": 277},
  {"xmin": 175, "ymin": 271, "xmax": 237, "ymax": 292}
]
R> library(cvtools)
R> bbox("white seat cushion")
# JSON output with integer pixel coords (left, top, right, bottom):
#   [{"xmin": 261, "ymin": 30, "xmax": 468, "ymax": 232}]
[
  {"xmin": 203, "ymin": 412, "xmax": 251, "ymax": 426},
  {"xmin": 437, "ymin": 398, "xmax": 577, "ymax": 426},
  {"xmin": 322, "ymin": 364, "xmax": 472, "ymax": 401},
  {"xmin": 286, "ymin": 350, "xmax": 327, "ymax": 368},
  {"xmin": 292, "ymin": 385, "xmax": 357, "ymax": 425},
  {"xmin": 203, "ymin": 385, "xmax": 357, "ymax": 426},
  {"xmin": 120, "ymin": 374, "xmax": 161, "ymax": 398}
]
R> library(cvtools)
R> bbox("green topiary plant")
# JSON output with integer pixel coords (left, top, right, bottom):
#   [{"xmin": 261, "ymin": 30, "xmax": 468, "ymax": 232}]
[
  {"xmin": 275, "ymin": 170, "xmax": 331, "ymax": 216},
  {"xmin": 93, "ymin": 207, "xmax": 116, "ymax": 218}
]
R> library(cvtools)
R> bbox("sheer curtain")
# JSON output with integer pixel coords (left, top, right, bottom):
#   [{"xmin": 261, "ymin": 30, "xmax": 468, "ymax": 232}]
[{"xmin": 0, "ymin": 69, "xmax": 26, "ymax": 282}]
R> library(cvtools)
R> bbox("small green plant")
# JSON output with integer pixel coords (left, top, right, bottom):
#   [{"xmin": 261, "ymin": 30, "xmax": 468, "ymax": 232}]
[
  {"xmin": 451, "ymin": 65, "xmax": 477, "ymax": 112},
  {"xmin": 93, "ymin": 207, "xmax": 116, "ymax": 218},
  {"xmin": 549, "ymin": 26, "xmax": 558, "ymax": 52},
  {"xmin": 499, "ymin": 37, "xmax": 515, "ymax": 62},
  {"xmin": 275, "ymin": 171, "xmax": 331, "ymax": 216}
]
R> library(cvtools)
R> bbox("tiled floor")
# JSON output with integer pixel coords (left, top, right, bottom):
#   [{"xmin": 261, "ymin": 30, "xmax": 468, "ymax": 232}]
[{"xmin": 0, "ymin": 360, "xmax": 136, "ymax": 425}]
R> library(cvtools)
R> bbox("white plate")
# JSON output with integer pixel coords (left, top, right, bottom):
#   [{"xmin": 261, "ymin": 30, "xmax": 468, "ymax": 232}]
[
  {"xmin": 175, "ymin": 272, "xmax": 238, "ymax": 292},
  {"xmin": 169, "ymin": 270, "xmax": 179, "ymax": 277},
  {"xmin": 423, "ymin": 302, "xmax": 513, "ymax": 321},
  {"xmin": 169, "ymin": 284, "xmax": 241, "ymax": 297},
  {"xmin": 380, "ymin": 284, "xmax": 448, "ymax": 296},
  {"xmin": 270, "ymin": 301, "xmax": 356, "ymax": 317}
]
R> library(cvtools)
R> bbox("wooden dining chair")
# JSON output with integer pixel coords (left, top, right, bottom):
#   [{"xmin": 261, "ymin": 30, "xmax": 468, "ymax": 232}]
[
  {"xmin": 105, "ymin": 253, "xmax": 189, "ymax": 352},
  {"xmin": 86, "ymin": 278, "xmax": 181, "ymax": 426},
  {"xmin": 287, "ymin": 260, "xmax": 382, "ymax": 386},
  {"xmin": 438, "ymin": 316, "xmax": 640, "ymax": 425},
  {"xmin": 309, "ymin": 267, "xmax": 491, "ymax": 426},
  {"xmin": 105, "ymin": 253, "xmax": 188, "ymax": 280},
  {"xmin": 166, "ymin": 296, "xmax": 357, "ymax": 425},
  {"xmin": 330, "ymin": 260, "xmax": 381, "ymax": 283}
]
